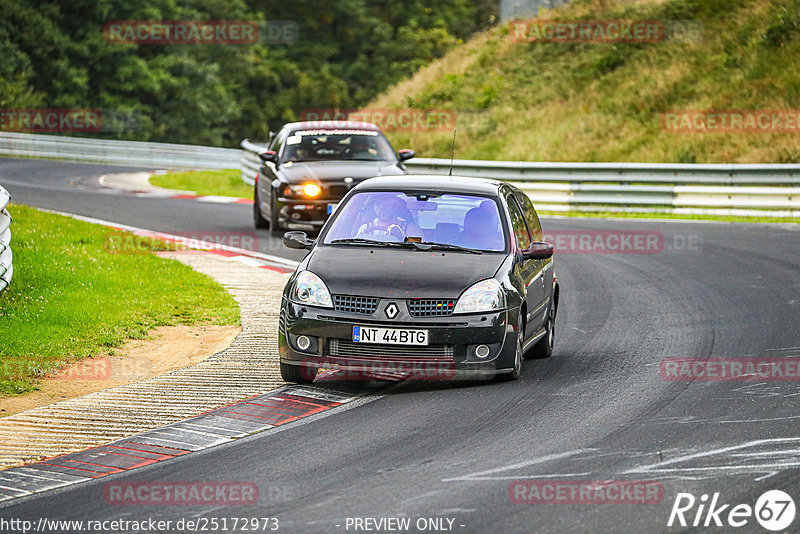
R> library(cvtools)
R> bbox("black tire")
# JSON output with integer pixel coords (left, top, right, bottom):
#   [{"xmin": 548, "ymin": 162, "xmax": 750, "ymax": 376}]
[
  {"xmin": 269, "ymin": 187, "xmax": 282, "ymax": 237},
  {"xmin": 254, "ymin": 187, "xmax": 270, "ymax": 229},
  {"xmin": 496, "ymin": 315, "xmax": 523, "ymax": 381},
  {"xmin": 280, "ymin": 361, "xmax": 317, "ymax": 384},
  {"xmin": 527, "ymin": 302, "xmax": 555, "ymax": 359}
]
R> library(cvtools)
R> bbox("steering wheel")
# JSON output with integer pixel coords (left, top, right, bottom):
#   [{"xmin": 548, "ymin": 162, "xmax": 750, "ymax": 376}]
[{"xmin": 357, "ymin": 223, "xmax": 405, "ymax": 241}]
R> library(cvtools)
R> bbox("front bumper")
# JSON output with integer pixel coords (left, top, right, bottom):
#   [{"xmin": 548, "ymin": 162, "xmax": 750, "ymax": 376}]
[
  {"xmin": 276, "ymin": 198, "xmax": 336, "ymax": 231},
  {"xmin": 278, "ymin": 299, "xmax": 519, "ymax": 379}
]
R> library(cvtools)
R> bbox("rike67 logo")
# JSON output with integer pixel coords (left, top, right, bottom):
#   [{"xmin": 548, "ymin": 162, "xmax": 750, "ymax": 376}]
[{"xmin": 668, "ymin": 490, "xmax": 796, "ymax": 531}]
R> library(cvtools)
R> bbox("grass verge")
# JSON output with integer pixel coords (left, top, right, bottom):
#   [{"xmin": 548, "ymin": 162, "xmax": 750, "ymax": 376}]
[
  {"xmin": 0, "ymin": 205, "xmax": 240, "ymax": 398},
  {"xmin": 150, "ymin": 169, "xmax": 251, "ymax": 198}
]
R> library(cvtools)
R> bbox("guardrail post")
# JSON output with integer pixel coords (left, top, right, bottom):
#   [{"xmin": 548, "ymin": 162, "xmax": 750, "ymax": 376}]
[
  {"xmin": 0, "ymin": 185, "xmax": 13, "ymax": 294},
  {"xmin": 240, "ymin": 139, "xmax": 268, "ymax": 187}
]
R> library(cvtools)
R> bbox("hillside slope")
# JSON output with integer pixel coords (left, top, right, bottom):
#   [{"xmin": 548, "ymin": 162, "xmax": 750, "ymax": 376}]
[{"xmin": 370, "ymin": 0, "xmax": 800, "ymax": 163}]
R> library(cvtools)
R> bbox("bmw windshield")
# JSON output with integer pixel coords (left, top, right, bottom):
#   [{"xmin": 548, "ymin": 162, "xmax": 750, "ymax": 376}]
[
  {"xmin": 282, "ymin": 129, "xmax": 397, "ymax": 163},
  {"xmin": 323, "ymin": 191, "xmax": 508, "ymax": 252}
]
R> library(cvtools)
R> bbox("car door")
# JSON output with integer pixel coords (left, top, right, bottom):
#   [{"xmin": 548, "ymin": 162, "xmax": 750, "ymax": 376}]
[
  {"xmin": 504, "ymin": 192, "xmax": 547, "ymax": 334},
  {"xmin": 258, "ymin": 128, "xmax": 286, "ymax": 216},
  {"xmin": 516, "ymin": 191, "xmax": 553, "ymax": 330}
]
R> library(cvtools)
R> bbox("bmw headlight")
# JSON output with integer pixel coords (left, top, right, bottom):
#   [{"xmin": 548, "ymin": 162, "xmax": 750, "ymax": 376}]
[
  {"xmin": 292, "ymin": 271, "xmax": 333, "ymax": 308},
  {"xmin": 284, "ymin": 183, "xmax": 321, "ymax": 197},
  {"xmin": 453, "ymin": 279, "xmax": 505, "ymax": 314}
]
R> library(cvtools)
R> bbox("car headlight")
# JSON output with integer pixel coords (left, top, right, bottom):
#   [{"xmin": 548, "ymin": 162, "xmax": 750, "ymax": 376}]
[
  {"xmin": 303, "ymin": 183, "xmax": 321, "ymax": 197},
  {"xmin": 284, "ymin": 183, "xmax": 321, "ymax": 197},
  {"xmin": 292, "ymin": 271, "xmax": 333, "ymax": 308},
  {"xmin": 453, "ymin": 279, "xmax": 505, "ymax": 314}
]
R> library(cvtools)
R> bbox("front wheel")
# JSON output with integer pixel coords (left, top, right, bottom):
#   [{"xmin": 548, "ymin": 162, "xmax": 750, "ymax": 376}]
[
  {"xmin": 280, "ymin": 361, "xmax": 317, "ymax": 384},
  {"xmin": 527, "ymin": 302, "xmax": 555, "ymax": 359},
  {"xmin": 496, "ymin": 315, "xmax": 523, "ymax": 381},
  {"xmin": 254, "ymin": 187, "xmax": 270, "ymax": 229},
  {"xmin": 269, "ymin": 188, "xmax": 282, "ymax": 237}
]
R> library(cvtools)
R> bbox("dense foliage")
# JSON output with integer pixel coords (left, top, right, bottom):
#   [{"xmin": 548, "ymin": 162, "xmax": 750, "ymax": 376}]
[
  {"xmin": 0, "ymin": 0, "xmax": 498, "ymax": 146},
  {"xmin": 372, "ymin": 0, "xmax": 800, "ymax": 163}
]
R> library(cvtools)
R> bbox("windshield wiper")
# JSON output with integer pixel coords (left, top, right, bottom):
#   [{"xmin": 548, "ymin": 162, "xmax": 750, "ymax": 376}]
[
  {"xmin": 330, "ymin": 238, "xmax": 426, "ymax": 250},
  {"xmin": 417, "ymin": 242, "xmax": 483, "ymax": 254}
]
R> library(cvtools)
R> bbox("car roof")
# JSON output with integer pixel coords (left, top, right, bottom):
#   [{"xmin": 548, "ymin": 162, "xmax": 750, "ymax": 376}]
[
  {"xmin": 284, "ymin": 121, "xmax": 383, "ymax": 133},
  {"xmin": 353, "ymin": 175, "xmax": 508, "ymax": 196}
]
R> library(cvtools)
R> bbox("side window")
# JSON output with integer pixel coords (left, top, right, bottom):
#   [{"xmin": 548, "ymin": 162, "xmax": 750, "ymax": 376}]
[
  {"xmin": 506, "ymin": 194, "xmax": 532, "ymax": 250},
  {"xmin": 517, "ymin": 192, "xmax": 542, "ymax": 242},
  {"xmin": 270, "ymin": 130, "xmax": 287, "ymax": 157}
]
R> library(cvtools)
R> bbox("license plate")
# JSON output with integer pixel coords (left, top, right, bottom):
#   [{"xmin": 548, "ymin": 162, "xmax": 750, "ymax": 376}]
[
  {"xmin": 352, "ymin": 326, "xmax": 428, "ymax": 346},
  {"xmin": 327, "ymin": 203, "xmax": 338, "ymax": 215}
]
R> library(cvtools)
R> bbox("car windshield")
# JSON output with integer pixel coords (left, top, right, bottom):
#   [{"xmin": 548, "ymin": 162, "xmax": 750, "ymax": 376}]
[
  {"xmin": 323, "ymin": 191, "xmax": 507, "ymax": 252},
  {"xmin": 281, "ymin": 129, "xmax": 396, "ymax": 163}
]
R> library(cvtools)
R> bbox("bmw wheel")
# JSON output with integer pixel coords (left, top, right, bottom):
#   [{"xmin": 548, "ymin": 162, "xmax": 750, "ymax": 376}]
[
  {"xmin": 269, "ymin": 187, "xmax": 282, "ymax": 237},
  {"xmin": 254, "ymin": 187, "xmax": 270, "ymax": 229}
]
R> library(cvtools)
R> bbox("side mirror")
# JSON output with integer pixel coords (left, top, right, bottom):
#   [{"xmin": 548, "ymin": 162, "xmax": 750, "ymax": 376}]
[
  {"xmin": 398, "ymin": 149, "xmax": 415, "ymax": 162},
  {"xmin": 283, "ymin": 231, "xmax": 314, "ymax": 250},
  {"xmin": 522, "ymin": 242, "xmax": 553, "ymax": 260},
  {"xmin": 259, "ymin": 150, "xmax": 278, "ymax": 163}
]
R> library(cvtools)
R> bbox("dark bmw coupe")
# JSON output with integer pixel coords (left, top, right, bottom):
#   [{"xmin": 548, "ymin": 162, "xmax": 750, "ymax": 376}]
[
  {"xmin": 254, "ymin": 121, "xmax": 415, "ymax": 236},
  {"xmin": 277, "ymin": 175, "xmax": 559, "ymax": 383}
]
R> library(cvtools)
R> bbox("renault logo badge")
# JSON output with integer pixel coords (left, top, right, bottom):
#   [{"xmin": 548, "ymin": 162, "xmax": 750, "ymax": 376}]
[{"xmin": 385, "ymin": 303, "xmax": 399, "ymax": 319}]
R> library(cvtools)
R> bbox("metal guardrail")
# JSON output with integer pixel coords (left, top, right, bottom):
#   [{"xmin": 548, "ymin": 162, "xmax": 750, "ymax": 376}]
[
  {"xmin": 410, "ymin": 158, "xmax": 800, "ymax": 215},
  {"xmin": 408, "ymin": 158, "xmax": 800, "ymax": 185},
  {"xmin": 239, "ymin": 141, "xmax": 800, "ymax": 217},
  {"xmin": 0, "ymin": 132, "xmax": 240, "ymax": 170},
  {"xmin": 240, "ymin": 139, "xmax": 265, "ymax": 186},
  {"xmin": 0, "ymin": 133, "xmax": 796, "ymax": 217},
  {"xmin": 0, "ymin": 185, "xmax": 13, "ymax": 293}
]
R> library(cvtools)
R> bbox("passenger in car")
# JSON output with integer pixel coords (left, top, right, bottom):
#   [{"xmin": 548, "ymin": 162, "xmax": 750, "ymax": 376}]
[{"xmin": 459, "ymin": 200, "xmax": 504, "ymax": 250}]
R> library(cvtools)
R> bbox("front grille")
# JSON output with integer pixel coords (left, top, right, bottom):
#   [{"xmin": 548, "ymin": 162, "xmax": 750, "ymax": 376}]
[
  {"xmin": 317, "ymin": 315, "xmax": 469, "ymax": 327},
  {"xmin": 333, "ymin": 295, "xmax": 379, "ymax": 315},
  {"xmin": 329, "ymin": 339, "xmax": 454, "ymax": 359},
  {"xmin": 408, "ymin": 299, "xmax": 456, "ymax": 317}
]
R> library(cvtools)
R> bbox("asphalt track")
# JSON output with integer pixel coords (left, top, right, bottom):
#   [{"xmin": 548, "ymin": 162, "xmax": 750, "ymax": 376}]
[{"xmin": 1, "ymin": 157, "xmax": 800, "ymax": 533}]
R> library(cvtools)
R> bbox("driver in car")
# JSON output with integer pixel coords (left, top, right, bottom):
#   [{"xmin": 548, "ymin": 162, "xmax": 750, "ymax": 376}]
[
  {"xmin": 349, "ymin": 136, "xmax": 376, "ymax": 159},
  {"xmin": 356, "ymin": 196, "xmax": 422, "ymax": 241},
  {"xmin": 286, "ymin": 143, "xmax": 312, "ymax": 162}
]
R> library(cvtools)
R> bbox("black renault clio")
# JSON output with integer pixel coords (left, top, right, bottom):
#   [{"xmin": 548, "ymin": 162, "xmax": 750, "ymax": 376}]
[{"xmin": 278, "ymin": 175, "xmax": 559, "ymax": 383}]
